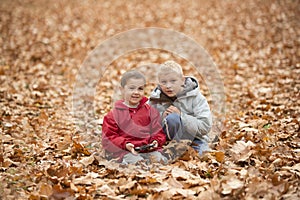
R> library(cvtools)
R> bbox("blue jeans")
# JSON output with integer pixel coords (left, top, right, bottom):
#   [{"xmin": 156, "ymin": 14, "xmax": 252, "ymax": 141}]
[
  {"xmin": 191, "ymin": 139, "xmax": 210, "ymax": 155},
  {"xmin": 163, "ymin": 113, "xmax": 184, "ymax": 141},
  {"xmin": 163, "ymin": 113, "xmax": 210, "ymax": 155}
]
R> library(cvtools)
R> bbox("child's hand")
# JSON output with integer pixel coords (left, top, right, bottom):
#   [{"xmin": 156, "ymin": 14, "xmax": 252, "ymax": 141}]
[
  {"xmin": 151, "ymin": 140, "xmax": 158, "ymax": 149},
  {"xmin": 162, "ymin": 111, "xmax": 169, "ymax": 119},
  {"xmin": 165, "ymin": 105, "xmax": 181, "ymax": 116},
  {"xmin": 125, "ymin": 143, "xmax": 138, "ymax": 155}
]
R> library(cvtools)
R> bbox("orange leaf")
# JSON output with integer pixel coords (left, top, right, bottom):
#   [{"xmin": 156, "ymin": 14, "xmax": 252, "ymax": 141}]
[{"xmin": 215, "ymin": 151, "xmax": 225, "ymax": 163}]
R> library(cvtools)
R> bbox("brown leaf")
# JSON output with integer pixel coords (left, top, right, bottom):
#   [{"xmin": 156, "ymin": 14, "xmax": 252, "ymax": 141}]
[
  {"xmin": 214, "ymin": 151, "xmax": 225, "ymax": 163},
  {"xmin": 39, "ymin": 183, "xmax": 52, "ymax": 197},
  {"xmin": 166, "ymin": 177, "xmax": 184, "ymax": 188},
  {"xmin": 79, "ymin": 155, "xmax": 95, "ymax": 167},
  {"xmin": 49, "ymin": 184, "xmax": 75, "ymax": 199},
  {"xmin": 73, "ymin": 172, "xmax": 103, "ymax": 185},
  {"xmin": 221, "ymin": 177, "xmax": 244, "ymax": 195},
  {"xmin": 119, "ymin": 180, "xmax": 137, "ymax": 193},
  {"xmin": 72, "ymin": 140, "xmax": 91, "ymax": 156},
  {"xmin": 97, "ymin": 185, "xmax": 116, "ymax": 196},
  {"xmin": 171, "ymin": 167, "xmax": 193, "ymax": 180},
  {"xmin": 230, "ymin": 140, "xmax": 255, "ymax": 162}
]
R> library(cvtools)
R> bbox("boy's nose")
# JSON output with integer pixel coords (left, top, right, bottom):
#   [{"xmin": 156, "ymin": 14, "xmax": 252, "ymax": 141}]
[
  {"xmin": 133, "ymin": 89, "xmax": 140, "ymax": 93},
  {"xmin": 166, "ymin": 83, "xmax": 172, "ymax": 88}
]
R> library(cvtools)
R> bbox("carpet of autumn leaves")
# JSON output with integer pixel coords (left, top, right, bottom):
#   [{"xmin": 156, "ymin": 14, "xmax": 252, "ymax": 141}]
[{"xmin": 0, "ymin": 0, "xmax": 299, "ymax": 199}]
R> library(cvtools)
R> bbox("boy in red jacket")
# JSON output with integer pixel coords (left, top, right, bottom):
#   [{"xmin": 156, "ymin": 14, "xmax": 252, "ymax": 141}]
[{"xmin": 102, "ymin": 70, "xmax": 167, "ymax": 164}]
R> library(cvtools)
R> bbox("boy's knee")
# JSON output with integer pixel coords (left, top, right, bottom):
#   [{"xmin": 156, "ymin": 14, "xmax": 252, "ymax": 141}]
[
  {"xmin": 122, "ymin": 153, "xmax": 144, "ymax": 164},
  {"xmin": 166, "ymin": 113, "xmax": 181, "ymax": 126},
  {"xmin": 164, "ymin": 113, "xmax": 182, "ymax": 140}
]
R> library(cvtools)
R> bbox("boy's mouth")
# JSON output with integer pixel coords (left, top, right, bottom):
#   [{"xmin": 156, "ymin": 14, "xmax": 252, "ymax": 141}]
[{"xmin": 131, "ymin": 96, "xmax": 140, "ymax": 99}]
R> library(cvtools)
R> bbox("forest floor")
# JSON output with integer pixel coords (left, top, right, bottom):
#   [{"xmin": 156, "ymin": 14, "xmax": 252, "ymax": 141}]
[{"xmin": 0, "ymin": 0, "xmax": 299, "ymax": 199}]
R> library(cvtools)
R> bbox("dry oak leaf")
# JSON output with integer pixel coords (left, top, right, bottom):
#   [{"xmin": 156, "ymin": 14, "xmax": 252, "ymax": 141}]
[
  {"xmin": 73, "ymin": 172, "xmax": 104, "ymax": 185},
  {"xmin": 98, "ymin": 184, "xmax": 116, "ymax": 196},
  {"xmin": 166, "ymin": 177, "xmax": 184, "ymax": 189},
  {"xmin": 171, "ymin": 166, "xmax": 194, "ymax": 180},
  {"xmin": 230, "ymin": 140, "xmax": 256, "ymax": 162},
  {"xmin": 79, "ymin": 154, "xmax": 95, "ymax": 167},
  {"xmin": 39, "ymin": 183, "xmax": 52, "ymax": 197},
  {"xmin": 72, "ymin": 140, "xmax": 91, "ymax": 156},
  {"xmin": 282, "ymin": 163, "xmax": 300, "ymax": 176},
  {"xmin": 48, "ymin": 184, "xmax": 75, "ymax": 200},
  {"xmin": 118, "ymin": 180, "xmax": 137, "ymax": 193},
  {"xmin": 221, "ymin": 177, "xmax": 244, "ymax": 195},
  {"xmin": 161, "ymin": 188, "xmax": 196, "ymax": 198},
  {"xmin": 212, "ymin": 151, "xmax": 225, "ymax": 163}
]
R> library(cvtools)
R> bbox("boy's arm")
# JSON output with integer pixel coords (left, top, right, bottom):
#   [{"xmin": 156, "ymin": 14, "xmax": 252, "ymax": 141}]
[
  {"xmin": 102, "ymin": 112, "xmax": 128, "ymax": 152},
  {"xmin": 149, "ymin": 107, "xmax": 166, "ymax": 147},
  {"xmin": 181, "ymin": 93, "xmax": 212, "ymax": 136}
]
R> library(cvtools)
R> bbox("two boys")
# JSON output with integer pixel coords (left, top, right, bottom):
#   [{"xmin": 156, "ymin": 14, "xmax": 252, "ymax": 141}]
[{"xmin": 102, "ymin": 61, "xmax": 212, "ymax": 164}]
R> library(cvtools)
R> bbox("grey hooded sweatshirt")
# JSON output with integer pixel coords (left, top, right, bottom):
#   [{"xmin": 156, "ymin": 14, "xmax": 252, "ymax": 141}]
[{"xmin": 149, "ymin": 76, "xmax": 212, "ymax": 141}]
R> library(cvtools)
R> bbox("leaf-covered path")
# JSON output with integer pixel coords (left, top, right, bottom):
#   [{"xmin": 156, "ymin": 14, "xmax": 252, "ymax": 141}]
[{"xmin": 0, "ymin": 0, "xmax": 299, "ymax": 199}]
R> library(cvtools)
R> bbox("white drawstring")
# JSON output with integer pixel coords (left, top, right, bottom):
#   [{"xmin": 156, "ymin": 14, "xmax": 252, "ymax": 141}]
[{"xmin": 163, "ymin": 118, "xmax": 171, "ymax": 140}]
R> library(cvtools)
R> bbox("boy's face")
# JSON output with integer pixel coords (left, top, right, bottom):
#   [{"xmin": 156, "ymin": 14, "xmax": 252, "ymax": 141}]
[
  {"xmin": 121, "ymin": 78, "xmax": 145, "ymax": 106},
  {"xmin": 158, "ymin": 72, "xmax": 184, "ymax": 97}
]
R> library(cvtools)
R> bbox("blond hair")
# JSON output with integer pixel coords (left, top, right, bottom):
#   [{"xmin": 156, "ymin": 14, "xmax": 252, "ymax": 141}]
[{"xmin": 158, "ymin": 61, "xmax": 183, "ymax": 77}]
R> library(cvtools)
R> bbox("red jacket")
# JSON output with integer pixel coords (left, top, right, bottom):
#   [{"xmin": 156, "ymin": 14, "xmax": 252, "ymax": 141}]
[{"xmin": 102, "ymin": 97, "xmax": 166, "ymax": 161}]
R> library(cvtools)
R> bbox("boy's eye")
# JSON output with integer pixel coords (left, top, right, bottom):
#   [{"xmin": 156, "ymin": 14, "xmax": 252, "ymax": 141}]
[
  {"xmin": 127, "ymin": 86, "xmax": 144, "ymax": 91},
  {"xmin": 160, "ymin": 81, "xmax": 166, "ymax": 85},
  {"xmin": 171, "ymin": 80, "xmax": 176, "ymax": 83}
]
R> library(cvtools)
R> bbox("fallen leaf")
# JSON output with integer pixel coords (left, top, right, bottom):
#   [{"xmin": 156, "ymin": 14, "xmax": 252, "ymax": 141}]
[
  {"xmin": 39, "ymin": 183, "xmax": 52, "ymax": 197},
  {"xmin": 221, "ymin": 177, "xmax": 244, "ymax": 195},
  {"xmin": 214, "ymin": 151, "xmax": 225, "ymax": 163},
  {"xmin": 79, "ymin": 155, "xmax": 95, "ymax": 167}
]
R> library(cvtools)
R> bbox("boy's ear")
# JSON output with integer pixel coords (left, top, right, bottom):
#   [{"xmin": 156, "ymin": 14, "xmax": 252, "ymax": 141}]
[
  {"xmin": 181, "ymin": 75, "xmax": 185, "ymax": 82},
  {"xmin": 119, "ymin": 85, "xmax": 124, "ymax": 94}
]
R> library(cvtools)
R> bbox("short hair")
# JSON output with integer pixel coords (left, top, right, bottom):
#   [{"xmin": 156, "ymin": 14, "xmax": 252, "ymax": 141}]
[
  {"xmin": 158, "ymin": 60, "xmax": 183, "ymax": 77},
  {"xmin": 120, "ymin": 70, "xmax": 146, "ymax": 87}
]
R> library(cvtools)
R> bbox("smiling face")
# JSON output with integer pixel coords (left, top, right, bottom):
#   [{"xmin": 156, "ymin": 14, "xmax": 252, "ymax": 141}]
[
  {"xmin": 121, "ymin": 78, "xmax": 145, "ymax": 107},
  {"xmin": 158, "ymin": 71, "xmax": 185, "ymax": 97}
]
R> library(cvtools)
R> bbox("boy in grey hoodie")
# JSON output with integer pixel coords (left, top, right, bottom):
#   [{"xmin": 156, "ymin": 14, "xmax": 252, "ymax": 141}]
[{"xmin": 149, "ymin": 61, "xmax": 212, "ymax": 155}]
